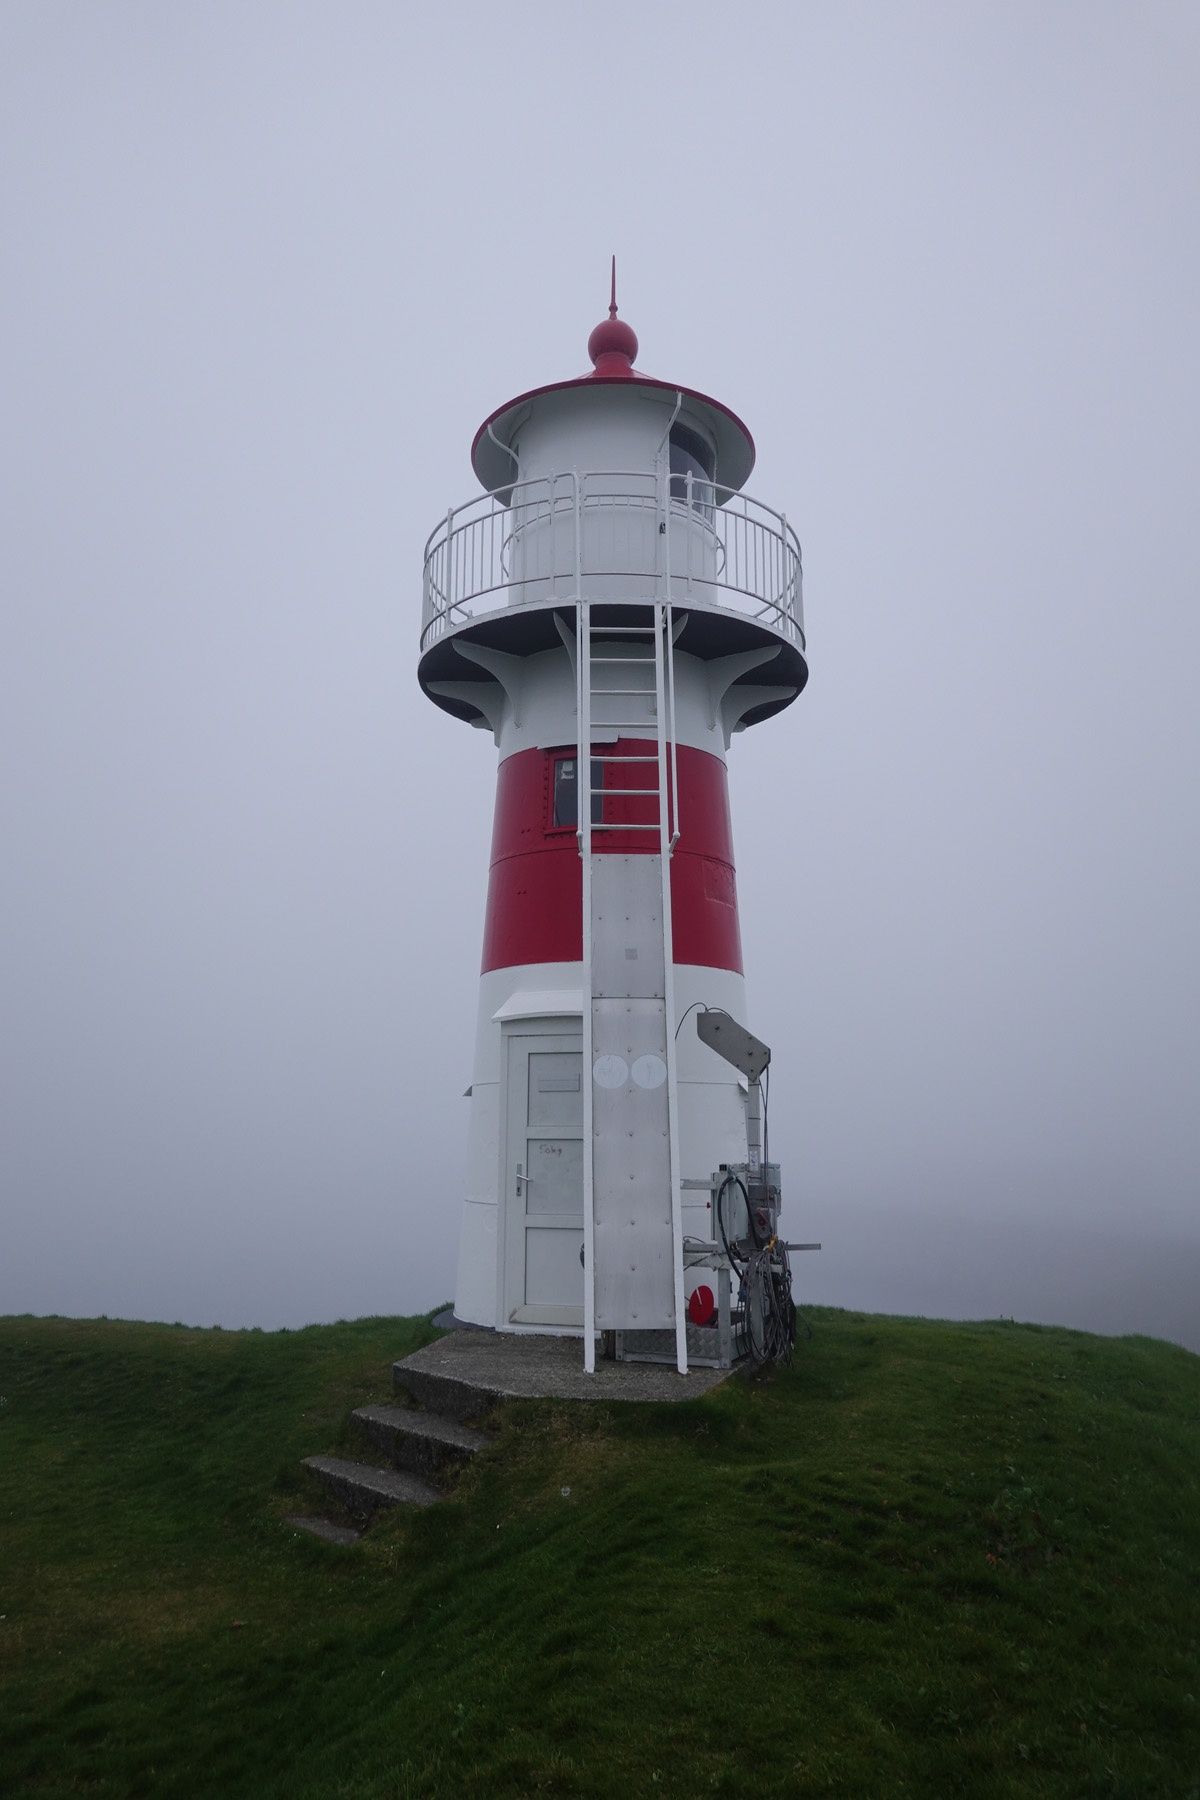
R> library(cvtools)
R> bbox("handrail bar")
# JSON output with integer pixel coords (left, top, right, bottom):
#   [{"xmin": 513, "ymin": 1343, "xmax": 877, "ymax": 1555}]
[{"xmin": 419, "ymin": 471, "xmax": 804, "ymax": 656}]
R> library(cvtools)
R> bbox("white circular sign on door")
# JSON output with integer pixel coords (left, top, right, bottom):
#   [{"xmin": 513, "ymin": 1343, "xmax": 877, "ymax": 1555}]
[
  {"xmin": 592, "ymin": 1054, "xmax": 629, "ymax": 1089},
  {"xmin": 631, "ymin": 1054, "xmax": 667, "ymax": 1090}
]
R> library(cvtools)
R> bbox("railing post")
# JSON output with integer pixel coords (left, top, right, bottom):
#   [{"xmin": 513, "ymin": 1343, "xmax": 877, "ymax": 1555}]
[
  {"xmin": 573, "ymin": 470, "xmax": 581, "ymax": 603},
  {"xmin": 685, "ymin": 469, "xmax": 693, "ymax": 594},
  {"xmin": 658, "ymin": 455, "xmax": 668, "ymax": 605}
]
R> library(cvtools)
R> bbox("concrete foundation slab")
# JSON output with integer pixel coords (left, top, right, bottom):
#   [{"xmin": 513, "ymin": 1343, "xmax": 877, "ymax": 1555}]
[{"xmin": 395, "ymin": 1328, "xmax": 735, "ymax": 1419}]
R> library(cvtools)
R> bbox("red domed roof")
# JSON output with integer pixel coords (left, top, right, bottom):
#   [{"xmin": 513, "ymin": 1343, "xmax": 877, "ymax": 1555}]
[{"xmin": 470, "ymin": 260, "xmax": 756, "ymax": 495}]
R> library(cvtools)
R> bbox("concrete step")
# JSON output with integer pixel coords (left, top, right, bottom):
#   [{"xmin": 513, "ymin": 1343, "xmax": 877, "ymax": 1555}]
[
  {"xmin": 301, "ymin": 1455, "xmax": 438, "ymax": 1522},
  {"xmin": 286, "ymin": 1513, "xmax": 361, "ymax": 1546},
  {"xmin": 352, "ymin": 1403, "xmax": 493, "ymax": 1480},
  {"xmin": 391, "ymin": 1357, "xmax": 498, "ymax": 1424}
]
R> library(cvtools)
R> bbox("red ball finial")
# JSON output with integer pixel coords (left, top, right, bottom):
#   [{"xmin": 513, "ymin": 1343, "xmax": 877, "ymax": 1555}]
[{"xmin": 587, "ymin": 254, "xmax": 638, "ymax": 375}]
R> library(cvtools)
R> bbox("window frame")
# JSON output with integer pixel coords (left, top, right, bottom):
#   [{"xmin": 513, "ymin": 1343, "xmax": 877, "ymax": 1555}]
[{"xmin": 547, "ymin": 752, "xmax": 604, "ymax": 832}]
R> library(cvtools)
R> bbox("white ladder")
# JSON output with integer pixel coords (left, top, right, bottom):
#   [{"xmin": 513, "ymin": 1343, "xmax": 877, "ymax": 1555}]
[{"xmin": 577, "ymin": 600, "xmax": 687, "ymax": 1374}]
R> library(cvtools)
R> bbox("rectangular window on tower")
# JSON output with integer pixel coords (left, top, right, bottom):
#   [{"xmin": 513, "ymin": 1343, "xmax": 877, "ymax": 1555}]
[
  {"xmin": 669, "ymin": 422, "xmax": 716, "ymax": 521},
  {"xmin": 552, "ymin": 756, "xmax": 604, "ymax": 828}
]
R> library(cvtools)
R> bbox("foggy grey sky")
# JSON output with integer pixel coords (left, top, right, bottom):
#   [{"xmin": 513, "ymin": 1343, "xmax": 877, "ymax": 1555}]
[{"xmin": 2, "ymin": 4, "xmax": 1198, "ymax": 1346}]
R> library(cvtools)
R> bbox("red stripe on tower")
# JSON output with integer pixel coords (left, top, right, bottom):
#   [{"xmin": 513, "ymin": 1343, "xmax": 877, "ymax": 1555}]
[{"xmin": 481, "ymin": 740, "xmax": 742, "ymax": 974}]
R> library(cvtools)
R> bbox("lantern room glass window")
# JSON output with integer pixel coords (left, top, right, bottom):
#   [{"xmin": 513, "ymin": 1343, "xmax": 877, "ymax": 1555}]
[
  {"xmin": 669, "ymin": 423, "xmax": 716, "ymax": 518},
  {"xmin": 553, "ymin": 756, "xmax": 604, "ymax": 828}
]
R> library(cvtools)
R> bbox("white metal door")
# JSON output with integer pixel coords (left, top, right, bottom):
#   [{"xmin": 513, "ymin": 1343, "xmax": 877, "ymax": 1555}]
[{"xmin": 503, "ymin": 1031, "xmax": 584, "ymax": 1327}]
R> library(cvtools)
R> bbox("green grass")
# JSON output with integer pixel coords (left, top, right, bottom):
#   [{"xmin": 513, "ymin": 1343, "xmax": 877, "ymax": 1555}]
[{"xmin": 1, "ymin": 1308, "xmax": 1197, "ymax": 1799}]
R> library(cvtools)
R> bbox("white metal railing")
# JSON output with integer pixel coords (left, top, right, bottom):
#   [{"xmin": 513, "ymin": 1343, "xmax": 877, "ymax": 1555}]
[{"xmin": 420, "ymin": 470, "xmax": 804, "ymax": 654}]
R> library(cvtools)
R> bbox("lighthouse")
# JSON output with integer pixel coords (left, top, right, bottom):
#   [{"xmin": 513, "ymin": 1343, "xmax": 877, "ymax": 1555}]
[{"xmin": 419, "ymin": 272, "xmax": 807, "ymax": 1373}]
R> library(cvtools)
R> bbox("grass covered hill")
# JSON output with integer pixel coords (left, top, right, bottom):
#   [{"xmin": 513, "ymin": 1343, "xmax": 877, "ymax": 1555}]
[{"xmin": 1, "ymin": 1307, "xmax": 1197, "ymax": 1799}]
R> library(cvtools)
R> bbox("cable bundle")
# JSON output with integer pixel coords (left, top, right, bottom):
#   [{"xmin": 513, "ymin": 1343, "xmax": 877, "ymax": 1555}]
[
  {"xmin": 715, "ymin": 1172, "xmax": 798, "ymax": 1368},
  {"xmin": 742, "ymin": 1240, "xmax": 797, "ymax": 1367}
]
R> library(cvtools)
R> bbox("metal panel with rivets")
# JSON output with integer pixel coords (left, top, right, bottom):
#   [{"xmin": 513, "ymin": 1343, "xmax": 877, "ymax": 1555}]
[{"xmin": 590, "ymin": 855, "xmax": 675, "ymax": 1327}]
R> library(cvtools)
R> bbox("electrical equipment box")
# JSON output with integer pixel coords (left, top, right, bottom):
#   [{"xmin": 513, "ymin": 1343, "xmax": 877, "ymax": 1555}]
[{"xmin": 713, "ymin": 1161, "xmax": 782, "ymax": 1256}]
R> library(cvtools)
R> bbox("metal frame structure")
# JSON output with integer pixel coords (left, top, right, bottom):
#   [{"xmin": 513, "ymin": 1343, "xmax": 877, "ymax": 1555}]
[{"xmin": 420, "ymin": 472, "xmax": 804, "ymax": 655}]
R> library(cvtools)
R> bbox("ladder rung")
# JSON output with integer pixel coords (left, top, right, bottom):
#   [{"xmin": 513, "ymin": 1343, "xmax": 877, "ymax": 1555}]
[
  {"xmin": 591, "ymin": 789, "xmax": 661, "ymax": 797},
  {"xmin": 589, "ymin": 656, "xmax": 655, "ymax": 665},
  {"xmin": 587, "ymin": 626, "xmax": 657, "ymax": 634},
  {"xmin": 594, "ymin": 755, "xmax": 658, "ymax": 763},
  {"xmin": 591, "ymin": 823, "xmax": 661, "ymax": 831},
  {"xmin": 591, "ymin": 688, "xmax": 655, "ymax": 696}
]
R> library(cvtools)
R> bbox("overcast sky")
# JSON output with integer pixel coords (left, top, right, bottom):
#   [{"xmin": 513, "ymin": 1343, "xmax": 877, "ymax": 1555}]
[{"xmin": 2, "ymin": 3, "xmax": 1197, "ymax": 1348}]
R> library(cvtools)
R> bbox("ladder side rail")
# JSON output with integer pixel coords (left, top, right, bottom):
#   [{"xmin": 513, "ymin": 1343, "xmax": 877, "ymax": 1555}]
[
  {"xmin": 654, "ymin": 598, "xmax": 688, "ymax": 1375},
  {"xmin": 574, "ymin": 472, "xmax": 598, "ymax": 1376},
  {"xmin": 667, "ymin": 598, "xmax": 680, "ymax": 850},
  {"xmin": 579, "ymin": 597, "xmax": 596, "ymax": 1375},
  {"xmin": 654, "ymin": 459, "xmax": 687, "ymax": 1371},
  {"xmin": 658, "ymin": 457, "xmax": 680, "ymax": 848}
]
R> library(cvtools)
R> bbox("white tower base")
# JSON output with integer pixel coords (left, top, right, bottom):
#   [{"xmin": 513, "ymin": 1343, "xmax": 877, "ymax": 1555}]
[{"xmin": 453, "ymin": 960, "xmax": 751, "ymax": 1333}]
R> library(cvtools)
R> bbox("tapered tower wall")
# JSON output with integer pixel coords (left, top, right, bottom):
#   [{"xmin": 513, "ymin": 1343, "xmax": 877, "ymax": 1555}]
[
  {"xmin": 418, "ymin": 291, "xmax": 806, "ymax": 1336},
  {"xmin": 453, "ymin": 645, "xmax": 758, "ymax": 1328}
]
